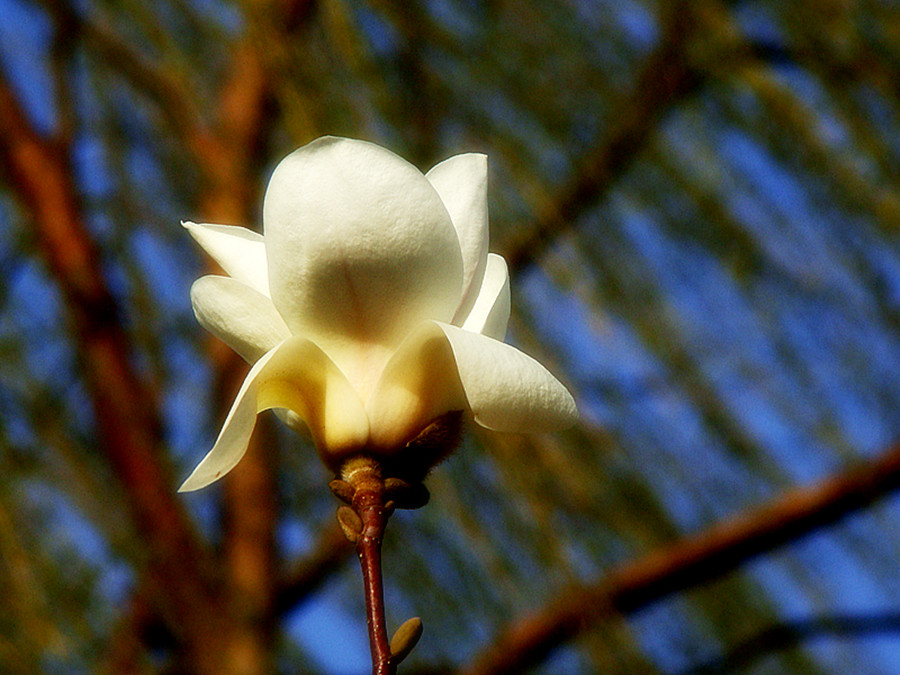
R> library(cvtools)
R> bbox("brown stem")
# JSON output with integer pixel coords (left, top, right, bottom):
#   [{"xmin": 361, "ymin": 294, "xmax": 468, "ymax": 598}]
[
  {"xmin": 357, "ymin": 504, "xmax": 393, "ymax": 675},
  {"xmin": 344, "ymin": 457, "xmax": 396, "ymax": 675}
]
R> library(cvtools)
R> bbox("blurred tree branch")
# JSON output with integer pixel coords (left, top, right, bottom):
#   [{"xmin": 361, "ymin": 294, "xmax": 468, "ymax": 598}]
[
  {"xmin": 99, "ymin": 589, "xmax": 158, "ymax": 675},
  {"xmin": 29, "ymin": 4, "xmax": 319, "ymax": 673},
  {"xmin": 32, "ymin": 0, "xmax": 205, "ymax": 146},
  {"xmin": 676, "ymin": 612, "xmax": 900, "ymax": 675},
  {"xmin": 26, "ymin": 1, "xmax": 320, "ymax": 669},
  {"xmin": 0, "ymin": 65, "xmax": 229, "ymax": 675},
  {"xmin": 0, "ymin": 491, "xmax": 60, "ymax": 673},
  {"xmin": 503, "ymin": 0, "xmax": 702, "ymax": 275},
  {"xmin": 460, "ymin": 438, "xmax": 900, "ymax": 675}
]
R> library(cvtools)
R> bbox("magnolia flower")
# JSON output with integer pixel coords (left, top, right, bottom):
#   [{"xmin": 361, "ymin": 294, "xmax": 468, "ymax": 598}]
[{"xmin": 180, "ymin": 136, "xmax": 577, "ymax": 492}]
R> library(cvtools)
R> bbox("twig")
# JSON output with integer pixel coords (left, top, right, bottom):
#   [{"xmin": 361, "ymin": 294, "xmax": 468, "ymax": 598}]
[{"xmin": 32, "ymin": 0, "xmax": 204, "ymax": 143}]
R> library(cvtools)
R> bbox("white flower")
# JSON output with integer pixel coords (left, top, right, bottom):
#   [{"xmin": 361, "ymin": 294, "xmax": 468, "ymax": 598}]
[{"xmin": 179, "ymin": 136, "xmax": 577, "ymax": 491}]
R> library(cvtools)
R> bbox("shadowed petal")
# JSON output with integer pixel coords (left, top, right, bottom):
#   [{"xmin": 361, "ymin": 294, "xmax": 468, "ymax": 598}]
[
  {"xmin": 426, "ymin": 153, "xmax": 489, "ymax": 323},
  {"xmin": 190, "ymin": 275, "xmax": 290, "ymax": 362},
  {"xmin": 179, "ymin": 336, "xmax": 369, "ymax": 491},
  {"xmin": 365, "ymin": 323, "xmax": 466, "ymax": 452},
  {"xmin": 184, "ymin": 221, "xmax": 270, "ymax": 296},
  {"xmin": 460, "ymin": 253, "xmax": 510, "ymax": 340},
  {"xmin": 263, "ymin": 137, "xmax": 463, "ymax": 362},
  {"xmin": 366, "ymin": 321, "xmax": 577, "ymax": 451}
]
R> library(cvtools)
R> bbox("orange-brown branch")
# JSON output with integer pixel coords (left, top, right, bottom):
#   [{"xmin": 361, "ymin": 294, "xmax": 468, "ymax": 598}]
[
  {"xmin": 460, "ymin": 438, "xmax": 900, "ymax": 675},
  {"xmin": 0, "ymin": 68, "xmax": 228, "ymax": 675}
]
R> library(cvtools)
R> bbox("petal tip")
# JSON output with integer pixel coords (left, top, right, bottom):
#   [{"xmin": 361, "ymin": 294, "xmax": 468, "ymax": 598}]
[
  {"xmin": 558, "ymin": 391, "xmax": 580, "ymax": 428},
  {"xmin": 530, "ymin": 379, "xmax": 579, "ymax": 432},
  {"xmin": 178, "ymin": 455, "xmax": 238, "ymax": 492},
  {"xmin": 177, "ymin": 472, "xmax": 211, "ymax": 493}
]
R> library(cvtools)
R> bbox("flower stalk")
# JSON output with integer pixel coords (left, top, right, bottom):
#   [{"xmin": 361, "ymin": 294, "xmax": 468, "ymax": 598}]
[
  {"xmin": 353, "ymin": 465, "xmax": 394, "ymax": 674},
  {"xmin": 334, "ymin": 455, "xmax": 426, "ymax": 674}
]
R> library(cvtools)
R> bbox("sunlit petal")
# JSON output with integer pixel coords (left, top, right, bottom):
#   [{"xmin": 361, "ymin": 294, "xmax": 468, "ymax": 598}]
[
  {"xmin": 460, "ymin": 254, "xmax": 510, "ymax": 340},
  {"xmin": 183, "ymin": 221, "xmax": 269, "ymax": 296},
  {"xmin": 425, "ymin": 153, "xmax": 489, "ymax": 323},
  {"xmin": 190, "ymin": 275, "xmax": 290, "ymax": 362},
  {"xmin": 263, "ymin": 137, "xmax": 463, "ymax": 361},
  {"xmin": 179, "ymin": 337, "xmax": 369, "ymax": 491},
  {"xmin": 366, "ymin": 321, "xmax": 577, "ymax": 451},
  {"xmin": 439, "ymin": 323, "xmax": 577, "ymax": 432}
]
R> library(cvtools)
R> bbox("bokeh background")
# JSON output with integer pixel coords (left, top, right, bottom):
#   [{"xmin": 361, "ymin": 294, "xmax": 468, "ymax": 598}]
[{"xmin": 3, "ymin": 0, "xmax": 900, "ymax": 673}]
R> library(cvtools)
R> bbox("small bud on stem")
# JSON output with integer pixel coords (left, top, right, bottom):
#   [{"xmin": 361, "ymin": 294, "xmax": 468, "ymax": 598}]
[
  {"xmin": 390, "ymin": 617, "xmax": 423, "ymax": 664},
  {"xmin": 337, "ymin": 505, "xmax": 363, "ymax": 543}
]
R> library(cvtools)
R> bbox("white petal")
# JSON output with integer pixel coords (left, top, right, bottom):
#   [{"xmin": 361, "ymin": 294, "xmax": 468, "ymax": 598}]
[
  {"xmin": 263, "ymin": 137, "xmax": 463, "ymax": 365},
  {"xmin": 426, "ymin": 154, "xmax": 490, "ymax": 323},
  {"xmin": 440, "ymin": 323, "xmax": 577, "ymax": 432},
  {"xmin": 366, "ymin": 322, "xmax": 577, "ymax": 451},
  {"xmin": 179, "ymin": 337, "xmax": 369, "ymax": 491},
  {"xmin": 190, "ymin": 275, "xmax": 291, "ymax": 362},
  {"xmin": 184, "ymin": 221, "xmax": 270, "ymax": 296},
  {"xmin": 366, "ymin": 322, "xmax": 466, "ymax": 452},
  {"xmin": 460, "ymin": 253, "xmax": 510, "ymax": 340}
]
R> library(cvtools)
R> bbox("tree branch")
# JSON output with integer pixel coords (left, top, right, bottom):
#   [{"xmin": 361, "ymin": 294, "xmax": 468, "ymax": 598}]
[
  {"xmin": 502, "ymin": 0, "xmax": 702, "ymax": 276},
  {"xmin": 0, "ymin": 67, "xmax": 228, "ymax": 675},
  {"xmin": 677, "ymin": 612, "xmax": 900, "ymax": 675},
  {"xmin": 459, "ymin": 438, "xmax": 900, "ymax": 675},
  {"xmin": 33, "ymin": 0, "xmax": 205, "ymax": 145}
]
